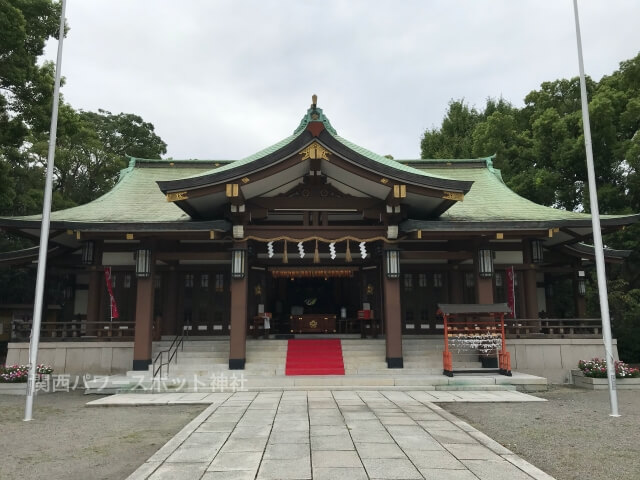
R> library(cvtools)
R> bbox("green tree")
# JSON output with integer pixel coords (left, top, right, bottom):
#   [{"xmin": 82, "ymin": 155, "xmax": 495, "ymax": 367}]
[
  {"xmin": 420, "ymin": 52, "xmax": 640, "ymax": 361},
  {"xmin": 0, "ymin": 0, "xmax": 62, "ymax": 215},
  {"xmin": 421, "ymin": 100, "xmax": 481, "ymax": 158},
  {"xmin": 27, "ymin": 107, "xmax": 167, "ymax": 207}
]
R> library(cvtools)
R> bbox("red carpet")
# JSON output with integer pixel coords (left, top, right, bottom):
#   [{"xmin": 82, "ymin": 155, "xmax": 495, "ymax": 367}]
[{"xmin": 285, "ymin": 339, "xmax": 345, "ymax": 375}]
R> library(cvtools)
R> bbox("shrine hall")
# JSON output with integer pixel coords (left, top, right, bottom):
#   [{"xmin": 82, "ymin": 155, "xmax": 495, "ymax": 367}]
[{"xmin": 0, "ymin": 97, "xmax": 636, "ymax": 376}]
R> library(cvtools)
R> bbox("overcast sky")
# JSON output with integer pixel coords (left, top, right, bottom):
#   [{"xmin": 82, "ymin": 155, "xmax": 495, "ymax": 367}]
[{"xmin": 46, "ymin": 1, "xmax": 640, "ymax": 161}]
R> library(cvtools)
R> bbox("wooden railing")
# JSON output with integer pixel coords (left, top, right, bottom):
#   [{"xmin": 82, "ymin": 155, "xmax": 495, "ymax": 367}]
[
  {"xmin": 504, "ymin": 318, "xmax": 601, "ymax": 338},
  {"xmin": 11, "ymin": 320, "xmax": 136, "ymax": 341}
]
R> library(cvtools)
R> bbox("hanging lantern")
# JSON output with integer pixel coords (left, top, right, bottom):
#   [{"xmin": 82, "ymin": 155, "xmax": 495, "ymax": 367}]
[
  {"xmin": 135, "ymin": 248, "xmax": 152, "ymax": 278},
  {"xmin": 81, "ymin": 240, "xmax": 95, "ymax": 265},
  {"xmin": 477, "ymin": 249, "xmax": 494, "ymax": 278},
  {"xmin": 283, "ymin": 240, "xmax": 288, "ymax": 264},
  {"xmin": 345, "ymin": 239, "xmax": 352, "ymax": 263},
  {"xmin": 385, "ymin": 249, "xmax": 400, "ymax": 279},
  {"xmin": 313, "ymin": 239, "xmax": 320, "ymax": 264},
  {"xmin": 531, "ymin": 240, "xmax": 544, "ymax": 264},
  {"xmin": 231, "ymin": 248, "xmax": 246, "ymax": 278},
  {"xmin": 578, "ymin": 270, "xmax": 586, "ymax": 296}
]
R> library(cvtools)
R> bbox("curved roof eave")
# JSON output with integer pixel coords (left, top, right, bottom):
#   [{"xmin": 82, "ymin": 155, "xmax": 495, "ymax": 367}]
[
  {"xmin": 157, "ymin": 124, "xmax": 473, "ymax": 195},
  {"xmin": 400, "ymin": 214, "xmax": 640, "ymax": 232},
  {"xmin": 0, "ymin": 217, "xmax": 231, "ymax": 232},
  {"xmin": 563, "ymin": 242, "xmax": 631, "ymax": 260}
]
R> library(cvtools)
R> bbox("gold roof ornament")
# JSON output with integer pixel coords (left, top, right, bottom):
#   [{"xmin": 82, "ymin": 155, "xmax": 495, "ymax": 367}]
[{"xmin": 299, "ymin": 141, "xmax": 331, "ymax": 161}]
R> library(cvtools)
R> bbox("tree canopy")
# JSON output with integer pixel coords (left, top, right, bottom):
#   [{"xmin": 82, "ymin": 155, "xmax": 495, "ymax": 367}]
[
  {"xmin": 421, "ymin": 55, "xmax": 640, "ymax": 214},
  {"xmin": 0, "ymin": 0, "xmax": 166, "ymax": 220},
  {"xmin": 421, "ymin": 52, "xmax": 640, "ymax": 361}
]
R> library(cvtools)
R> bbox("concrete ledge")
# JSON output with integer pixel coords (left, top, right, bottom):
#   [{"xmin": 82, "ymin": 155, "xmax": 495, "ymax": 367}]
[
  {"xmin": 507, "ymin": 338, "xmax": 617, "ymax": 384},
  {"xmin": 0, "ymin": 383, "xmax": 27, "ymax": 395},
  {"xmin": 83, "ymin": 371, "xmax": 547, "ymax": 394},
  {"xmin": 6, "ymin": 342, "xmax": 133, "ymax": 376},
  {"xmin": 571, "ymin": 370, "xmax": 640, "ymax": 390}
]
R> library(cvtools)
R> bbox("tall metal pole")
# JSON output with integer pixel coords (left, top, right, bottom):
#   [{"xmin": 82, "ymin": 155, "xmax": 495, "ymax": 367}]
[
  {"xmin": 24, "ymin": 0, "xmax": 67, "ymax": 422},
  {"xmin": 572, "ymin": 0, "xmax": 619, "ymax": 417}
]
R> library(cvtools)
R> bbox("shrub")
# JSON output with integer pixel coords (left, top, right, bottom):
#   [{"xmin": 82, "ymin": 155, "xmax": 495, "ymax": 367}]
[
  {"xmin": 578, "ymin": 358, "xmax": 640, "ymax": 378},
  {"xmin": 0, "ymin": 364, "xmax": 53, "ymax": 383}
]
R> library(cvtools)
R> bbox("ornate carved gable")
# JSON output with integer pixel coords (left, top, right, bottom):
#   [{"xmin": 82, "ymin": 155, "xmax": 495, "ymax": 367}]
[{"xmin": 282, "ymin": 181, "xmax": 346, "ymax": 201}]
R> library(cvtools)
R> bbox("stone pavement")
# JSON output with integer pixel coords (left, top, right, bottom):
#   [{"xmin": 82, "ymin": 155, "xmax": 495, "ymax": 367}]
[
  {"xmin": 121, "ymin": 390, "xmax": 554, "ymax": 480},
  {"xmin": 87, "ymin": 389, "xmax": 546, "ymax": 406}
]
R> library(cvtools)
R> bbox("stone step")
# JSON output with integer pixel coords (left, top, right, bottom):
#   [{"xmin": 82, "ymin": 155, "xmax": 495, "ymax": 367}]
[
  {"xmin": 155, "ymin": 351, "xmax": 229, "ymax": 358},
  {"xmin": 85, "ymin": 373, "xmax": 536, "ymax": 394},
  {"xmin": 158, "ymin": 366, "xmax": 286, "ymax": 376},
  {"xmin": 154, "ymin": 339, "xmax": 446, "ymax": 347}
]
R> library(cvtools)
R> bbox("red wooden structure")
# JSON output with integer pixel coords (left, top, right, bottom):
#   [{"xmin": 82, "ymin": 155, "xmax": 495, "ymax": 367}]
[{"xmin": 437, "ymin": 303, "xmax": 512, "ymax": 377}]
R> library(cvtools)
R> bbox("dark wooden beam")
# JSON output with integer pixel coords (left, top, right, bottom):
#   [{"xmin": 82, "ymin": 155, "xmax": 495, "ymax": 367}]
[
  {"xmin": 157, "ymin": 252, "xmax": 230, "ymax": 261},
  {"xmin": 249, "ymin": 195, "xmax": 381, "ymax": 211},
  {"xmin": 401, "ymin": 251, "xmax": 472, "ymax": 260},
  {"xmin": 244, "ymin": 225, "xmax": 388, "ymax": 241}
]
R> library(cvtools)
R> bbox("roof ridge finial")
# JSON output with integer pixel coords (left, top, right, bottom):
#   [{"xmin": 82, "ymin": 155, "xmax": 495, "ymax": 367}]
[{"xmin": 311, "ymin": 94, "xmax": 317, "ymax": 108}]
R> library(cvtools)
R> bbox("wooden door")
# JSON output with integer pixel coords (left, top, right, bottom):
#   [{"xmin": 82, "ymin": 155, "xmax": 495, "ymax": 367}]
[
  {"xmin": 180, "ymin": 271, "xmax": 230, "ymax": 336},
  {"xmin": 401, "ymin": 271, "xmax": 448, "ymax": 334}
]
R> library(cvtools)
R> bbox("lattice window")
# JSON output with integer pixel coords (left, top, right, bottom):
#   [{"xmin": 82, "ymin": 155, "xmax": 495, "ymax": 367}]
[
  {"xmin": 215, "ymin": 273, "xmax": 224, "ymax": 292},
  {"xmin": 465, "ymin": 273, "xmax": 475, "ymax": 287},
  {"xmin": 404, "ymin": 274, "xmax": 413, "ymax": 290}
]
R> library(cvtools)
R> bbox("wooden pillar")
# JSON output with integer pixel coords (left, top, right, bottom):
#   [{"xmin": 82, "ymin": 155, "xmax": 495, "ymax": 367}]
[
  {"xmin": 574, "ymin": 266, "xmax": 587, "ymax": 317},
  {"xmin": 133, "ymin": 245, "xmax": 155, "ymax": 371},
  {"xmin": 383, "ymin": 248, "xmax": 403, "ymax": 368},
  {"xmin": 523, "ymin": 240, "xmax": 539, "ymax": 319},
  {"xmin": 163, "ymin": 268, "xmax": 179, "ymax": 336},
  {"xmin": 544, "ymin": 274, "xmax": 555, "ymax": 316},
  {"xmin": 474, "ymin": 249, "xmax": 494, "ymax": 304},
  {"xmin": 575, "ymin": 294, "xmax": 587, "ymax": 317},
  {"xmin": 85, "ymin": 241, "xmax": 103, "ymax": 336},
  {"xmin": 449, "ymin": 268, "xmax": 463, "ymax": 304},
  {"xmin": 229, "ymin": 242, "xmax": 248, "ymax": 369}
]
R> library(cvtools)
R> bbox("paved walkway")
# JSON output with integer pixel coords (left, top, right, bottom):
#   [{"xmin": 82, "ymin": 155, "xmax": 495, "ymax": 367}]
[
  {"xmin": 87, "ymin": 389, "xmax": 545, "ymax": 406},
  {"xmin": 119, "ymin": 390, "xmax": 553, "ymax": 480}
]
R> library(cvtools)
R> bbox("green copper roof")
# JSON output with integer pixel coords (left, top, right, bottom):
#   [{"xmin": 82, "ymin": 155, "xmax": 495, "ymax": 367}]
[
  {"xmin": 333, "ymin": 135, "xmax": 454, "ymax": 180},
  {"xmin": 1, "ymin": 155, "xmax": 636, "ymax": 232},
  {"xmin": 401, "ymin": 157, "xmax": 628, "ymax": 223},
  {"xmin": 7, "ymin": 160, "xmax": 220, "ymax": 225},
  {"xmin": 177, "ymin": 134, "xmax": 300, "ymax": 181},
  {"xmin": 293, "ymin": 104, "xmax": 337, "ymax": 135},
  {"xmin": 172, "ymin": 105, "xmax": 457, "ymax": 184}
]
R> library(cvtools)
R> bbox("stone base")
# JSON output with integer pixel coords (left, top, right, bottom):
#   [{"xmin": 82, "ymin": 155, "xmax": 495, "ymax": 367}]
[
  {"xmin": 0, "ymin": 383, "xmax": 27, "ymax": 395},
  {"xmin": 571, "ymin": 370, "xmax": 640, "ymax": 390}
]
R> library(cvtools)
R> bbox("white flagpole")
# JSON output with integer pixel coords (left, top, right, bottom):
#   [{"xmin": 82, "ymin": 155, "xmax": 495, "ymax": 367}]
[
  {"xmin": 24, "ymin": 0, "xmax": 67, "ymax": 421},
  {"xmin": 572, "ymin": 0, "xmax": 619, "ymax": 417}
]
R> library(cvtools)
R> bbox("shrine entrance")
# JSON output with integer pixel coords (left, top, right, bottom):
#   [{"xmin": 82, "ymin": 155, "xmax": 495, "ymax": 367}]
[{"xmin": 248, "ymin": 265, "xmax": 382, "ymax": 335}]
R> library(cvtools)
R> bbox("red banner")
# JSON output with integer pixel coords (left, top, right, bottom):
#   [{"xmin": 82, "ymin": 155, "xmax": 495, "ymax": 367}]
[
  {"xmin": 507, "ymin": 266, "xmax": 516, "ymax": 319},
  {"xmin": 104, "ymin": 267, "xmax": 120, "ymax": 319}
]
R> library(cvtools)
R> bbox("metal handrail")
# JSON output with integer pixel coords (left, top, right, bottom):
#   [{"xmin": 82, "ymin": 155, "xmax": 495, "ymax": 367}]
[{"xmin": 152, "ymin": 320, "xmax": 190, "ymax": 381}]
